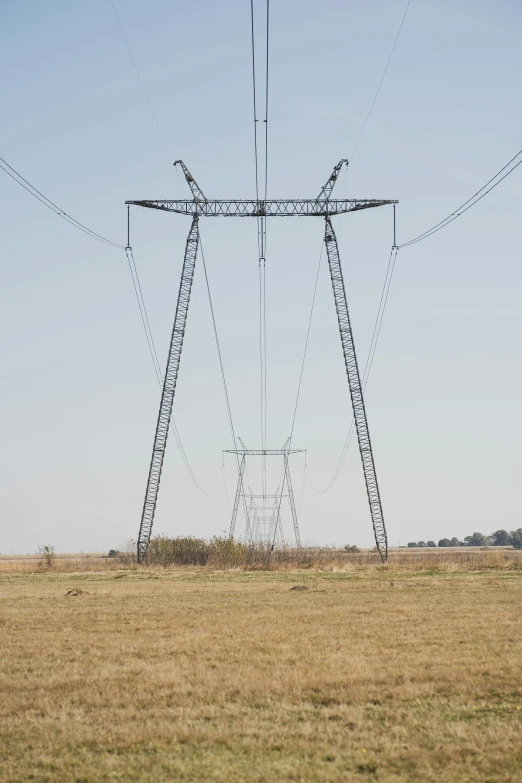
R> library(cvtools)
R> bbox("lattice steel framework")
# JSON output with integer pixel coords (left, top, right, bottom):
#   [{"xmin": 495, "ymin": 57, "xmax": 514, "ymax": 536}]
[
  {"xmin": 250, "ymin": 504, "xmax": 283, "ymax": 547},
  {"xmin": 136, "ymin": 215, "xmax": 199, "ymax": 563},
  {"xmin": 229, "ymin": 454, "xmax": 247, "ymax": 540},
  {"xmin": 129, "ymin": 160, "xmax": 396, "ymax": 562},
  {"xmin": 324, "ymin": 216, "xmax": 387, "ymax": 560},
  {"xmin": 126, "ymin": 198, "xmax": 393, "ymax": 218},
  {"xmin": 283, "ymin": 452, "xmax": 301, "ymax": 547},
  {"xmin": 225, "ymin": 446, "xmax": 304, "ymax": 546}
]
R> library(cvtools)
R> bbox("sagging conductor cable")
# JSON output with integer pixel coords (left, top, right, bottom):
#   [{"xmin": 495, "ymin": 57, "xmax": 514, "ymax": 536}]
[
  {"xmin": 399, "ymin": 149, "xmax": 522, "ymax": 247},
  {"xmin": 321, "ymin": 148, "xmax": 522, "ymax": 492},
  {"xmin": 0, "ymin": 156, "xmax": 124, "ymax": 249},
  {"xmin": 249, "ymin": 0, "xmax": 271, "ymax": 502},
  {"xmin": 199, "ymin": 235, "xmax": 251, "ymax": 530}
]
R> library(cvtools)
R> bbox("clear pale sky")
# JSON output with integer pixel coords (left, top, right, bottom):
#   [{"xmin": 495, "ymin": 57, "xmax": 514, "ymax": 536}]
[{"xmin": 1, "ymin": 0, "xmax": 521, "ymax": 553}]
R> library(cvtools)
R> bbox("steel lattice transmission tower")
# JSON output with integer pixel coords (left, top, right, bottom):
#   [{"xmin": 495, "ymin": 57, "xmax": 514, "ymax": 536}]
[
  {"xmin": 225, "ymin": 439, "xmax": 304, "ymax": 547},
  {"xmin": 127, "ymin": 160, "xmax": 397, "ymax": 563}
]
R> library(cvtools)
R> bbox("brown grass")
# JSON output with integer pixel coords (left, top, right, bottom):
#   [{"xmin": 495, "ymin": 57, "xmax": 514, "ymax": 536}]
[
  {"xmin": 1, "ymin": 565, "xmax": 522, "ymax": 782},
  {"xmin": 1, "ymin": 545, "xmax": 521, "ymax": 574}
]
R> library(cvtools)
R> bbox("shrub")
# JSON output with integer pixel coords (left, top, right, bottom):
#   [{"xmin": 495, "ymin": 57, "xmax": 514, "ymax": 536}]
[
  {"xmin": 144, "ymin": 535, "xmax": 250, "ymax": 568},
  {"xmin": 142, "ymin": 537, "xmax": 364, "ymax": 570},
  {"xmin": 146, "ymin": 535, "xmax": 209, "ymax": 566},
  {"xmin": 38, "ymin": 545, "xmax": 56, "ymax": 569},
  {"xmin": 427, "ymin": 541, "xmax": 436, "ymax": 548},
  {"xmin": 207, "ymin": 536, "xmax": 249, "ymax": 568},
  {"xmin": 107, "ymin": 549, "xmax": 119, "ymax": 558}
]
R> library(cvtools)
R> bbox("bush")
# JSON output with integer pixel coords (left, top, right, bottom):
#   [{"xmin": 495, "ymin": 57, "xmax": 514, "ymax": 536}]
[
  {"xmin": 38, "ymin": 545, "xmax": 55, "ymax": 569},
  {"xmin": 107, "ymin": 549, "xmax": 119, "ymax": 558},
  {"xmin": 427, "ymin": 541, "xmax": 436, "ymax": 548},
  {"xmin": 207, "ymin": 536, "xmax": 250, "ymax": 568},
  {"xmin": 438, "ymin": 538, "xmax": 451, "ymax": 547},
  {"xmin": 145, "ymin": 535, "xmax": 250, "ymax": 568},
  {"xmin": 146, "ymin": 535, "xmax": 210, "ymax": 566},
  {"xmin": 142, "ymin": 537, "xmax": 365, "ymax": 570},
  {"xmin": 407, "ymin": 542, "xmax": 417, "ymax": 548}
]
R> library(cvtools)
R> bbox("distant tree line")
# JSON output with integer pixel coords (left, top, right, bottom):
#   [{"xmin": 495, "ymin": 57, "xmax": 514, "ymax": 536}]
[{"xmin": 407, "ymin": 529, "xmax": 522, "ymax": 549}]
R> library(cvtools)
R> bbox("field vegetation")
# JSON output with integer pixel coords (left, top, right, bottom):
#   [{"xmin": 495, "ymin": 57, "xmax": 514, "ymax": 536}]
[
  {"xmin": 408, "ymin": 528, "xmax": 522, "ymax": 549},
  {"xmin": 2, "ymin": 536, "xmax": 522, "ymax": 574},
  {"xmin": 1, "ymin": 548, "xmax": 521, "ymax": 782}
]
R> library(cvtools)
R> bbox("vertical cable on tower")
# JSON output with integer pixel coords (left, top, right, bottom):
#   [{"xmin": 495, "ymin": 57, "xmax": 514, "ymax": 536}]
[{"xmin": 250, "ymin": 0, "xmax": 270, "ymax": 505}]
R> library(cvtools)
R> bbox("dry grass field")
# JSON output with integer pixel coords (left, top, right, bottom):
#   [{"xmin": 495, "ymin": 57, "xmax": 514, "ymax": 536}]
[{"xmin": 1, "ymin": 558, "xmax": 522, "ymax": 782}]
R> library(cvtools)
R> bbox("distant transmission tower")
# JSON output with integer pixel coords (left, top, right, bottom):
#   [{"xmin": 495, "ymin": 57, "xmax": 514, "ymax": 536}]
[
  {"xmin": 225, "ymin": 438, "xmax": 304, "ymax": 547},
  {"xmin": 127, "ymin": 160, "xmax": 397, "ymax": 563}
]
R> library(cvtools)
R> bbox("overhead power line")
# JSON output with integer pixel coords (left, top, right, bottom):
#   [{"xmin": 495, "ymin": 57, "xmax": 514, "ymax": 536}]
[
  {"xmin": 320, "ymin": 1, "xmax": 410, "ymax": 495},
  {"xmin": 262, "ymin": 0, "xmax": 270, "ymax": 472},
  {"xmin": 321, "ymin": 149, "xmax": 522, "ymax": 491},
  {"xmin": 0, "ymin": 156, "xmax": 124, "ymax": 249},
  {"xmin": 263, "ymin": 0, "xmax": 270, "ymax": 207},
  {"xmin": 249, "ymin": 0, "xmax": 265, "ymax": 496},
  {"xmin": 199, "ymin": 236, "xmax": 253, "ymax": 522},
  {"xmin": 399, "ymin": 149, "xmax": 522, "ymax": 247},
  {"xmin": 108, "ymin": 4, "xmax": 237, "ymax": 498},
  {"xmin": 199, "ymin": 237, "xmax": 238, "ymax": 452},
  {"xmin": 0, "ymin": 157, "xmax": 206, "ymax": 491},
  {"xmin": 288, "ymin": 241, "xmax": 324, "ymax": 443},
  {"xmin": 108, "ymin": 0, "xmax": 172, "ymax": 158},
  {"xmin": 107, "ymin": 4, "xmax": 218, "ymax": 493},
  {"xmin": 350, "ymin": 0, "xmax": 412, "ymax": 159},
  {"xmin": 250, "ymin": 0, "xmax": 271, "ymax": 502},
  {"xmin": 114, "ymin": 3, "xmax": 244, "ymax": 505},
  {"xmin": 250, "ymin": 0, "xmax": 261, "ymax": 232}
]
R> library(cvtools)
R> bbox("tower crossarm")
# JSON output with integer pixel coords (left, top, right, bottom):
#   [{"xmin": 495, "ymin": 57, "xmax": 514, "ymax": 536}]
[
  {"xmin": 247, "ymin": 494, "xmax": 288, "ymax": 499},
  {"xmin": 125, "ymin": 199, "xmax": 396, "ymax": 217},
  {"xmin": 224, "ymin": 448, "xmax": 305, "ymax": 455}
]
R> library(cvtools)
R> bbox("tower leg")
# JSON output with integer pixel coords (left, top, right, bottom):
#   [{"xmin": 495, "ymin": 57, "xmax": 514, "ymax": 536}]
[
  {"xmin": 324, "ymin": 216, "xmax": 388, "ymax": 562},
  {"xmin": 229, "ymin": 454, "xmax": 246, "ymax": 539},
  {"xmin": 284, "ymin": 454, "xmax": 301, "ymax": 547},
  {"xmin": 137, "ymin": 216, "xmax": 199, "ymax": 563},
  {"xmin": 244, "ymin": 495, "xmax": 254, "ymax": 545}
]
